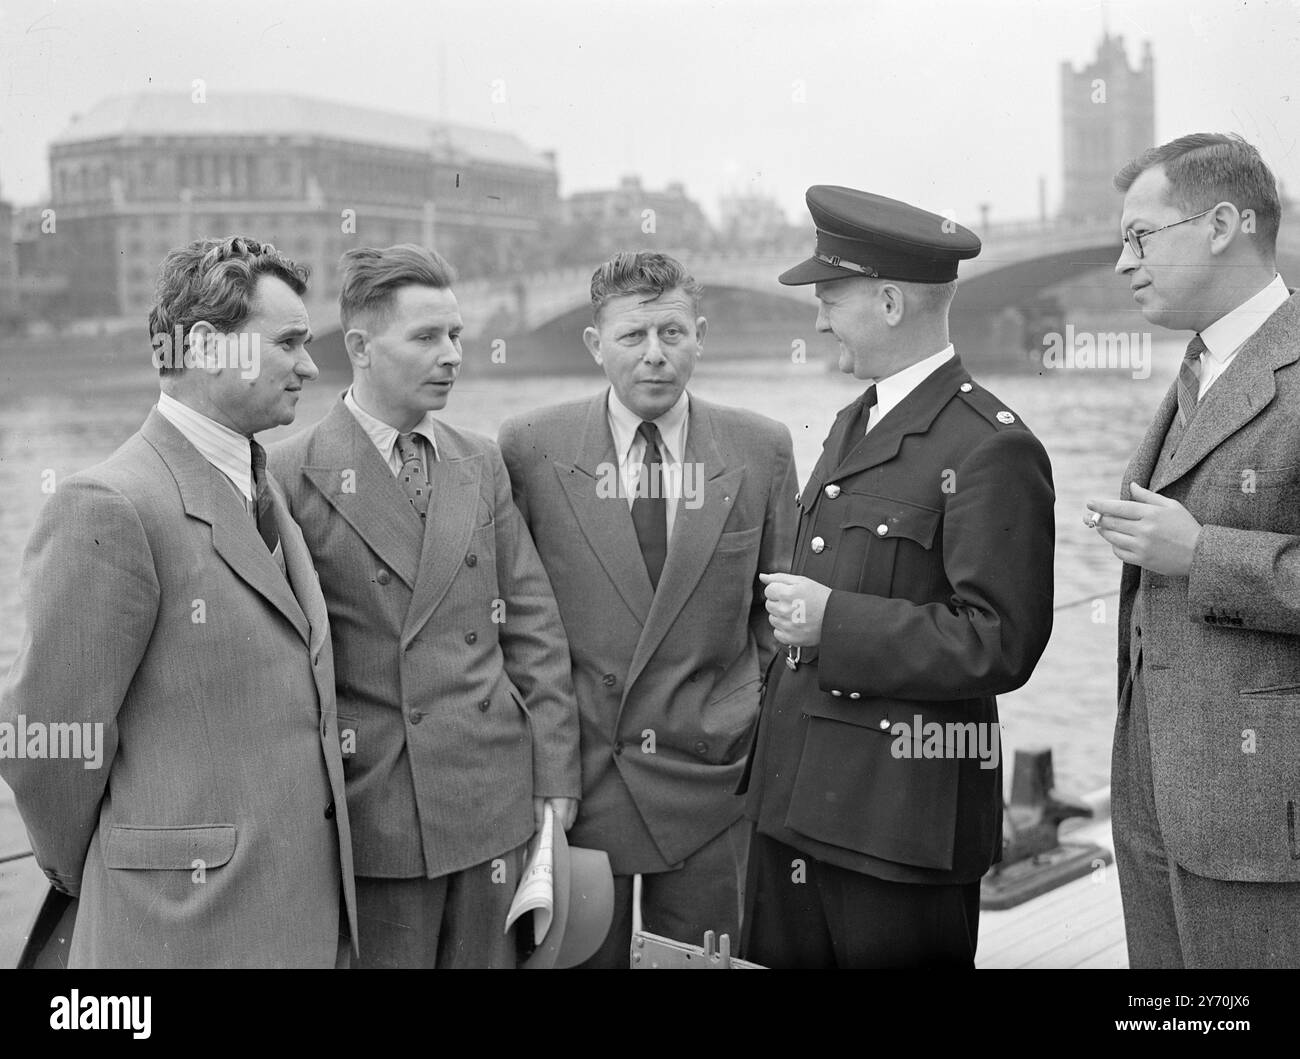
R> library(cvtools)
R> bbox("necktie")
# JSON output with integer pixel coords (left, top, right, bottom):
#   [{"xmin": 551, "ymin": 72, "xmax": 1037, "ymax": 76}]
[
  {"xmin": 395, "ymin": 432, "xmax": 430, "ymax": 520},
  {"xmin": 249, "ymin": 440, "xmax": 279, "ymax": 555},
  {"xmin": 1168, "ymin": 334, "xmax": 1207, "ymax": 454},
  {"xmin": 836, "ymin": 384, "xmax": 878, "ymax": 466},
  {"xmin": 631, "ymin": 421, "xmax": 667, "ymax": 590}
]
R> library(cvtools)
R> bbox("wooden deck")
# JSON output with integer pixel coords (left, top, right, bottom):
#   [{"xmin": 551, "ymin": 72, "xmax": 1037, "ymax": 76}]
[{"xmin": 977, "ymin": 814, "xmax": 1128, "ymax": 969}]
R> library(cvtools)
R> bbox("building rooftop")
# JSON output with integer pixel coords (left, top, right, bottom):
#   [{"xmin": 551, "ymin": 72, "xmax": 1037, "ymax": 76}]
[{"xmin": 51, "ymin": 92, "xmax": 555, "ymax": 173}]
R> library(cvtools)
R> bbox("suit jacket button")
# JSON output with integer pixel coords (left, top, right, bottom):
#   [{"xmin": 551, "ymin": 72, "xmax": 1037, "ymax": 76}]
[
  {"xmin": 602, "ymin": 673, "xmax": 617, "ymax": 687},
  {"xmin": 876, "ymin": 524, "xmax": 889, "ymax": 536},
  {"xmin": 324, "ymin": 801, "xmax": 335, "ymax": 819},
  {"xmin": 824, "ymin": 484, "xmax": 841, "ymax": 499},
  {"xmin": 960, "ymin": 382, "xmax": 973, "ymax": 393},
  {"xmin": 614, "ymin": 740, "xmax": 624, "ymax": 755},
  {"xmin": 465, "ymin": 631, "xmax": 477, "ymax": 644},
  {"xmin": 694, "ymin": 740, "xmax": 708, "ymax": 755},
  {"xmin": 810, "ymin": 536, "xmax": 825, "ymax": 553},
  {"xmin": 409, "ymin": 710, "xmax": 424, "ymax": 724},
  {"xmin": 465, "ymin": 553, "xmax": 478, "ymax": 567},
  {"xmin": 478, "ymin": 698, "xmax": 491, "ymax": 712},
  {"xmin": 830, "ymin": 689, "xmax": 842, "ymax": 697},
  {"xmin": 376, "ymin": 568, "xmax": 391, "ymax": 585},
  {"xmin": 849, "ymin": 692, "xmax": 861, "ymax": 700},
  {"xmin": 879, "ymin": 718, "xmax": 890, "ymax": 729}
]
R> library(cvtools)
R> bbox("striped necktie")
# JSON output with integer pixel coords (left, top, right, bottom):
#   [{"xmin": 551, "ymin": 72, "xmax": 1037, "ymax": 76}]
[
  {"xmin": 395, "ymin": 432, "xmax": 430, "ymax": 520},
  {"xmin": 249, "ymin": 440, "xmax": 279, "ymax": 555},
  {"xmin": 1168, "ymin": 334, "xmax": 1207, "ymax": 454}
]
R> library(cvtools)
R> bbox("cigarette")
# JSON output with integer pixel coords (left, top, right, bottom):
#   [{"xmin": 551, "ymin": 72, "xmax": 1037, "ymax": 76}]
[{"xmin": 1084, "ymin": 511, "xmax": 1101, "ymax": 529}]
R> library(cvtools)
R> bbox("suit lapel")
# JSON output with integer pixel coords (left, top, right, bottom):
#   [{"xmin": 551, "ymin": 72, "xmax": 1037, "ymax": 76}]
[
  {"xmin": 403, "ymin": 422, "xmax": 482, "ymax": 644},
  {"xmin": 556, "ymin": 392, "xmax": 655, "ymax": 625},
  {"xmin": 300, "ymin": 400, "xmax": 424, "ymax": 590},
  {"xmin": 142, "ymin": 409, "xmax": 310, "ymax": 645},
  {"xmin": 625, "ymin": 398, "xmax": 742, "ymax": 696},
  {"xmin": 1149, "ymin": 297, "xmax": 1300, "ymax": 492},
  {"xmin": 1123, "ymin": 382, "xmax": 1178, "ymax": 494},
  {"xmin": 829, "ymin": 356, "xmax": 967, "ymax": 482},
  {"xmin": 275, "ymin": 490, "xmax": 329, "ymax": 663}
]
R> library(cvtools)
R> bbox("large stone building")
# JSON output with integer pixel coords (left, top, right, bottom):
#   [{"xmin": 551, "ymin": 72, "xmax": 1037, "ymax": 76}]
[
  {"xmin": 1059, "ymin": 34, "xmax": 1155, "ymax": 223},
  {"xmin": 563, "ymin": 175, "xmax": 713, "ymax": 258},
  {"xmin": 0, "ymin": 178, "xmax": 19, "ymax": 327},
  {"xmin": 40, "ymin": 91, "xmax": 560, "ymax": 322}
]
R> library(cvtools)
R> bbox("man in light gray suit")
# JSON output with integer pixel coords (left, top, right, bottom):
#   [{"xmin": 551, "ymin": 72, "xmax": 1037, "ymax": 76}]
[
  {"xmin": 1088, "ymin": 134, "xmax": 1300, "ymax": 967},
  {"xmin": 0, "ymin": 236, "xmax": 357, "ymax": 967},
  {"xmin": 269, "ymin": 244, "xmax": 579, "ymax": 968},
  {"xmin": 500, "ymin": 251, "xmax": 798, "ymax": 967}
]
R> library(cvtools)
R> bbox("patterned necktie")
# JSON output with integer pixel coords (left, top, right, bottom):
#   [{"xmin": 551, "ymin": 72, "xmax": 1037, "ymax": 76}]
[
  {"xmin": 395, "ymin": 432, "xmax": 430, "ymax": 520},
  {"xmin": 1168, "ymin": 334, "xmax": 1207, "ymax": 454},
  {"xmin": 836, "ymin": 384, "xmax": 878, "ymax": 466},
  {"xmin": 631, "ymin": 421, "xmax": 667, "ymax": 590},
  {"xmin": 249, "ymin": 440, "xmax": 279, "ymax": 555}
]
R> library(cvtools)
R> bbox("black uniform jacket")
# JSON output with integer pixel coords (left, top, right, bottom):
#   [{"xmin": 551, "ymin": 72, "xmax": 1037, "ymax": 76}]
[{"xmin": 741, "ymin": 353, "xmax": 1055, "ymax": 885}]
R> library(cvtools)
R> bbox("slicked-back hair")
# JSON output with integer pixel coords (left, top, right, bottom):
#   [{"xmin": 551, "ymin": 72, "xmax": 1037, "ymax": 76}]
[
  {"xmin": 148, "ymin": 236, "xmax": 309, "ymax": 375},
  {"xmin": 339, "ymin": 244, "xmax": 457, "ymax": 332},
  {"xmin": 590, "ymin": 250, "xmax": 704, "ymax": 324},
  {"xmin": 1115, "ymin": 132, "xmax": 1281, "ymax": 251}
]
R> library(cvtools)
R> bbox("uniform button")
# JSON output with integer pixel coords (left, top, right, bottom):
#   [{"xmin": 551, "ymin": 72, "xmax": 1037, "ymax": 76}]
[
  {"xmin": 478, "ymin": 699, "xmax": 491, "ymax": 712},
  {"xmin": 810, "ymin": 536, "xmax": 825, "ymax": 553},
  {"xmin": 465, "ymin": 553, "xmax": 478, "ymax": 567},
  {"xmin": 694, "ymin": 740, "xmax": 708, "ymax": 755},
  {"xmin": 849, "ymin": 692, "xmax": 861, "ymax": 700},
  {"xmin": 876, "ymin": 524, "xmax": 889, "ymax": 536},
  {"xmin": 879, "ymin": 718, "xmax": 890, "ymax": 730},
  {"xmin": 324, "ymin": 801, "xmax": 335, "ymax": 819},
  {"xmin": 959, "ymin": 382, "xmax": 973, "ymax": 393},
  {"xmin": 602, "ymin": 673, "xmax": 617, "ymax": 687},
  {"xmin": 465, "ymin": 631, "xmax": 477, "ymax": 645},
  {"xmin": 376, "ymin": 569, "xmax": 391, "ymax": 585},
  {"xmin": 831, "ymin": 689, "xmax": 842, "ymax": 697},
  {"xmin": 613, "ymin": 741, "xmax": 624, "ymax": 755},
  {"xmin": 996, "ymin": 411, "xmax": 1016, "ymax": 424},
  {"xmin": 409, "ymin": 710, "xmax": 423, "ymax": 724},
  {"xmin": 824, "ymin": 484, "xmax": 841, "ymax": 499}
]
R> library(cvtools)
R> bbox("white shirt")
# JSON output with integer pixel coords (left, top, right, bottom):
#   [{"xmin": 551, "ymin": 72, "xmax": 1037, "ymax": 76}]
[
  {"xmin": 606, "ymin": 387, "xmax": 689, "ymax": 545},
  {"xmin": 1195, "ymin": 274, "xmax": 1290, "ymax": 399},
  {"xmin": 866, "ymin": 344, "xmax": 955, "ymax": 433},
  {"xmin": 344, "ymin": 388, "xmax": 441, "ymax": 477},
  {"xmin": 156, "ymin": 390, "xmax": 254, "ymax": 503}
]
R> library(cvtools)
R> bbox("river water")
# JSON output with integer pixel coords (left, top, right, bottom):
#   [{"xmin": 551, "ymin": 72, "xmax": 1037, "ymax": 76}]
[{"xmin": 0, "ymin": 333, "xmax": 1186, "ymax": 858}]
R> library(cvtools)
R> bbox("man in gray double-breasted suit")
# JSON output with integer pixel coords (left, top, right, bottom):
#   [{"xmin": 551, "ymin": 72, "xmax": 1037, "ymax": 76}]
[
  {"xmin": 1089, "ymin": 133, "xmax": 1300, "ymax": 967},
  {"xmin": 270, "ymin": 244, "xmax": 579, "ymax": 968}
]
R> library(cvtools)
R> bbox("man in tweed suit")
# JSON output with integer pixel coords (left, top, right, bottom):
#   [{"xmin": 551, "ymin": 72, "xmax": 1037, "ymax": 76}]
[
  {"xmin": 270, "ymin": 244, "xmax": 579, "ymax": 968},
  {"xmin": 500, "ymin": 251, "xmax": 798, "ymax": 967},
  {"xmin": 1, "ymin": 236, "xmax": 357, "ymax": 967},
  {"xmin": 1089, "ymin": 134, "xmax": 1300, "ymax": 967}
]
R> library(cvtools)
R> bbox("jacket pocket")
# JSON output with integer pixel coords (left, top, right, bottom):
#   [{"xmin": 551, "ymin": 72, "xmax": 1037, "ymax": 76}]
[
  {"xmin": 835, "ymin": 493, "xmax": 941, "ymax": 597},
  {"xmin": 103, "ymin": 825, "xmax": 238, "ymax": 870}
]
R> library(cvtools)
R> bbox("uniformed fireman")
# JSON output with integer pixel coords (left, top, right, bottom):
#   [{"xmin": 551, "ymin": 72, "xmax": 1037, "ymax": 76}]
[{"xmin": 739, "ymin": 185, "xmax": 1056, "ymax": 968}]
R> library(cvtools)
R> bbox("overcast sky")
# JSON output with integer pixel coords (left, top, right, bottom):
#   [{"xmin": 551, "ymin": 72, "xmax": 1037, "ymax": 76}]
[{"xmin": 1, "ymin": 0, "xmax": 1297, "ymax": 226}]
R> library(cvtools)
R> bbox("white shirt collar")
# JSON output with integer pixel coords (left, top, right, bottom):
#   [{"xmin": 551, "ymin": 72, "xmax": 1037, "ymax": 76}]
[
  {"xmin": 344, "ymin": 388, "xmax": 441, "ymax": 465},
  {"xmin": 156, "ymin": 390, "xmax": 254, "ymax": 502},
  {"xmin": 1199, "ymin": 274, "xmax": 1290, "ymax": 362},
  {"xmin": 606, "ymin": 387, "xmax": 689, "ymax": 464},
  {"xmin": 871, "ymin": 344, "xmax": 955, "ymax": 425}
]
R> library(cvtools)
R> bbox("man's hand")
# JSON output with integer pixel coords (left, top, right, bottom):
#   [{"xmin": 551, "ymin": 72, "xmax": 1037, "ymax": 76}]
[
  {"xmin": 534, "ymin": 796, "xmax": 578, "ymax": 833},
  {"xmin": 1086, "ymin": 483, "xmax": 1203, "ymax": 576},
  {"xmin": 761, "ymin": 572, "xmax": 832, "ymax": 647}
]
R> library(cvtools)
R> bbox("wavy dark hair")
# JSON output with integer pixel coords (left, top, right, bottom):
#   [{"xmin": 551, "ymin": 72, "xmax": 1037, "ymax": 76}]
[{"xmin": 589, "ymin": 250, "xmax": 704, "ymax": 324}]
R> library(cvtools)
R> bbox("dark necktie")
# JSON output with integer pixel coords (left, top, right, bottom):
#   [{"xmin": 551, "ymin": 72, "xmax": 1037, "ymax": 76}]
[
  {"xmin": 395, "ymin": 432, "xmax": 430, "ymax": 520},
  {"xmin": 631, "ymin": 421, "xmax": 667, "ymax": 590},
  {"xmin": 1168, "ymin": 334, "xmax": 1207, "ymax": 454},
  {"xmin": 249, "ymin": 440, "xmax": 279, "ymax": 555},
  {"xmin": 836, "ymin": 384, "xmax": 878, "ymax": 466}
]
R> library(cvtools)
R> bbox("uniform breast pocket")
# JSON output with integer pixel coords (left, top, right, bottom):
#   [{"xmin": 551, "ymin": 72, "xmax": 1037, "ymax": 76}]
[{"xmin": 834, "ymin": 493, "xmax": 941, "ymax": 597}]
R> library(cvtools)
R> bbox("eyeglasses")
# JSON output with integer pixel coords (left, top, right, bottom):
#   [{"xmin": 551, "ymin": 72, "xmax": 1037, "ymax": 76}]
[{"xmin": 1123, "ymin": 206, "xmax": 1217, "ymax": 258}]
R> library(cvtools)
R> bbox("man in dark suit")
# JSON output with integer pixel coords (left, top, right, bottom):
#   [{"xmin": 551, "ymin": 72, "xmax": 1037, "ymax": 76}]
[
  {"xmin": 499, "ymin": 251, "xmax": 798, "ymax": 967},
  {"xmin": 1, "ymin": 236, "xmax": 357, "ymax": 967},
  {"xmin": 1087, "ymin": 134, "xmax": 1300, "ymax": 967},
  {"xmin": 740, "ymin": 187, "xmax": 1056, "ymax": 968},
  {"xmin": 269, "ymin": 244, "xmax": 579, "ymax": 968}
]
